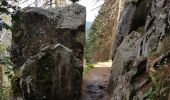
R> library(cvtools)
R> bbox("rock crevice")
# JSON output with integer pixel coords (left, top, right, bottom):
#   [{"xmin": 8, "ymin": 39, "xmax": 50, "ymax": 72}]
[{"xmin": 109, "ymin": 0, "xmax": 170, "ymax": 100}]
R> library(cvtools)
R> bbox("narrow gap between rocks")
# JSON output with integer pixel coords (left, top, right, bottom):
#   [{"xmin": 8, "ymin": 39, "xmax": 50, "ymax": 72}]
[{"xmin": 80, "ymin": 61, "xmax": 112, "ymax": 100}]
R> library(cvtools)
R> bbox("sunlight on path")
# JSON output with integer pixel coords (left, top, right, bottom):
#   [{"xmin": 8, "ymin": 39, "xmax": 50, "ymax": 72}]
[{"xmin": 81, "ymin": 61, "xmax": 112, "ymax": 100}]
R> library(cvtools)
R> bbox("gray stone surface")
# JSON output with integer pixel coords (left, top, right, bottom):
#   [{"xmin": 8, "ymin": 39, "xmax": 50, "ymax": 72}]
[
  {"xmin": 11, "ymin": 3, "xmax": 85, "ymax": 100},
  {"xmin": 11, "ymin": 3, "xmax": 85, "ymax": 69},
  {"xmin": 109, "ymin": 0, "xmax": 170, "ymax": 100},
  {"xmin": 19, "ymin": 44, "xmax": 80, "ymax": 100}
]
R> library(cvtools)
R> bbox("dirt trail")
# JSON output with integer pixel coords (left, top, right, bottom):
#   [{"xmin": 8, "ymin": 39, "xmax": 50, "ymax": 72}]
[{"xmin": 81, "ymin": 61, "xmax": 112, "ymax": 100}]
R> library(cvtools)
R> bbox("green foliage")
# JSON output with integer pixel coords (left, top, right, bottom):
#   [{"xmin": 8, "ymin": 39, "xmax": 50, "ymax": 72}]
[
  {"xmin": 83, "ymin": 64, "xmax": 94, "ymax": 74},
  {"xmin": 0, "ymin": 57, "xmax": 13, "ymax": 65},
  {"xmin": 84, "ymin": 30, "xmax": 97, "ymax": 63},
  {"xmin": 144, "ymin": 87, "xmax": 157, "ymax": 100},
  {"xmin": 0, "ymin": 22, "xmax": 10, "ymax": 30},
  {"xmin": 0, "ymin": 43, "xmax": 5, "ymax": 52},
  {"xmin": 0, "ymin": 43, "xmax": 13, "ymax": 99},
  {"xmin": 0, "ymin": 87, "xmax": 8, "ymax": 100},
  {"xmin": 0, "ymin": 43, "xmax": 12, "ymax": 65},
  {"xmin": 0, "ymin": 0, "xmax": 20, "ymax": 30}
]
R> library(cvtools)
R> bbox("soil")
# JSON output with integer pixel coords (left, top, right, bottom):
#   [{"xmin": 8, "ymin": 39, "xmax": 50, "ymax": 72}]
[{"xmin": 80, "ymin": 61, "xmax": 112, "ymax": 100}]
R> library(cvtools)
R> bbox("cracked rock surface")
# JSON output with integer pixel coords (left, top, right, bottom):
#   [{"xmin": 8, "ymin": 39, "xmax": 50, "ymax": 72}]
[
  {"xmin": 109, "ymin": 0, "xmax": 170, "ymax": 100},
  {"xmin": 10, "ymin": 3, "xmax": 86, "ymax": 100}
]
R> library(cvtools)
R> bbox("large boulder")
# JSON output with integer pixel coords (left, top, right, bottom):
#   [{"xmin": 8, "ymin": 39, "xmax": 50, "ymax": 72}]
[
  {"xmin": 10, "ymin": 3, "xmax": 86, "ymax": 100},
  {"xmin": 109, "ymin": 0, "xmax": 170, "ymax": 100},
  {"xmin": 18, "ymin": 44, "xmax": 81, "ymax": 100}
]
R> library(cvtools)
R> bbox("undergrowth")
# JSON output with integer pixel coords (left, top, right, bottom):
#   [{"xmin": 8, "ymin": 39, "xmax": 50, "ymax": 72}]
[
  {"xmin": 0, "ymin": 43, "xmax": 13, "ymax": 100},
  {"xmin": 0, "ymin": 87, "xmax": 8, "ymax": 100},
  {"xmin": 144, "ymin": 86, "xmax": 157, "ymax": 100},
  {"xmin": 83, "ymin": 64, "xmax": 94, "ymax": 75}
]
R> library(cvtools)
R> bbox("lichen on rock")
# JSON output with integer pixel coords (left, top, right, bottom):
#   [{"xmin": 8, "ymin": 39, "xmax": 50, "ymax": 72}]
[
  {"xmin": 10, "ymin": 3, "xmax": 86, "ymax": 100},
  {"xmin": 109, "ymin": 0, "xmax": 170, "ymax": 99}
]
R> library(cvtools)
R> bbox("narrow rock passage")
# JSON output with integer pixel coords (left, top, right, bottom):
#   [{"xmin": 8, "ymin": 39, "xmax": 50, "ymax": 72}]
[{"xmin": 81, "ymin": 61, "xmax": 112, "ymax": 100}]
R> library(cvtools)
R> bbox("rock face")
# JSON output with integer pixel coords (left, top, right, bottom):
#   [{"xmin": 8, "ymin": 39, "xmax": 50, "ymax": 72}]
[
  {"xmin": 109, "ymin": 0, "xmax": 170, "ymax": 100},
  {"xmin": 10, "ymin": 3, "xmax": 86, "ymax": 100}
]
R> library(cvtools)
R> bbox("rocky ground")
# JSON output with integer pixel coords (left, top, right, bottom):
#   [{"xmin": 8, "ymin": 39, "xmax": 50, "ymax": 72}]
[{"xmin": 81, "ymin": 61, "xmax": 112, "ymax": 100}]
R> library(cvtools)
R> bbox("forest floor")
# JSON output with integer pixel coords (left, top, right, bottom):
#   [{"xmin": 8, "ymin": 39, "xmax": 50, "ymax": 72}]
[{"xmin": 80, "ymin": 61, "xmax": 112, "ymax": 100}]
